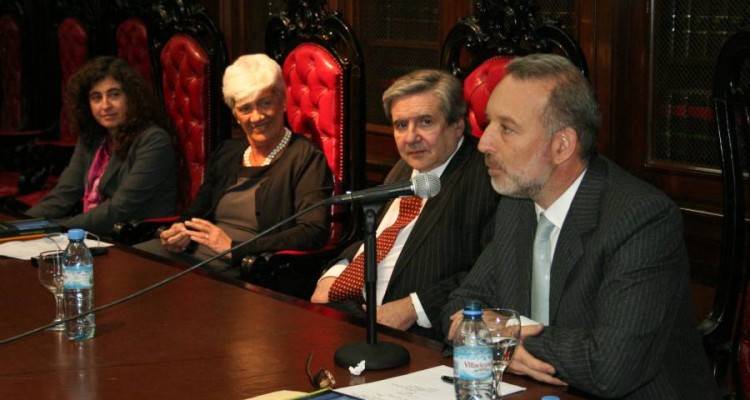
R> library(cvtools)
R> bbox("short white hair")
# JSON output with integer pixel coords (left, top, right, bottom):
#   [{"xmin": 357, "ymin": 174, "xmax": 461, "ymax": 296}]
[{"xmin": 222, "ymin": 53, "xmax": 285, "ymax": 109}]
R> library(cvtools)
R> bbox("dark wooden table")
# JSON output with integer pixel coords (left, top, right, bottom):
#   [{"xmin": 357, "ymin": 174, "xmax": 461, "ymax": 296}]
[{"xmin": 0, "ymin": 244, "xmax": 589, "ymax": 399}]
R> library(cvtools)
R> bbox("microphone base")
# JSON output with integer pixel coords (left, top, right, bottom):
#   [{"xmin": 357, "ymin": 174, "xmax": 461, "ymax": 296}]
[{"xmin": 334, "ymin": 341, "xmax": 410, "ymax": 370}]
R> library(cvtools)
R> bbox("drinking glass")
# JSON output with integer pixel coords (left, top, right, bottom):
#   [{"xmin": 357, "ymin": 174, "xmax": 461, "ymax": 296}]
[
  {"xmin": 38, "ymin": 250, "xmax": 65, "ymax": 331},
  {"xmin": 482, "ymin": 308, "xmax": 521, "ymax": 399}
]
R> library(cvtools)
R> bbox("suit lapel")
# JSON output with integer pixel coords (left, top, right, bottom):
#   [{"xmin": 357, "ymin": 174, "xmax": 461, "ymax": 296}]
[
  {"xmin": 548, "ymin": 157, "xmax": 605, "ymax": 323},
  {"xmin": 95, "ymin": 152, "xmax": 122, "ymax": 192}
]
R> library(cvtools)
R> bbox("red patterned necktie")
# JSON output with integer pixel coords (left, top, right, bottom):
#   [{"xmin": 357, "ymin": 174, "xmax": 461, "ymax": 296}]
[{"xmin": 328, "ymin": 196, "xmax": 423, "ymax": 302}]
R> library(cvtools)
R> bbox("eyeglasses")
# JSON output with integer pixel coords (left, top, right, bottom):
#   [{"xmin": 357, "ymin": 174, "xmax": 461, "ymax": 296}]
[{"xmin": 305, "ymin": 352, "xmax": 336, "ymax": 389}]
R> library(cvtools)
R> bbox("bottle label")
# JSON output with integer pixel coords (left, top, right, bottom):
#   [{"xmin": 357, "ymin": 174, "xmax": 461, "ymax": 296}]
[
  {"xmin": 453, "ymin": 345, "xmax": 493, "ymax": 380},
  {"xmin": 63, "ymin": 264, "xmax": 93, "ymax": 289}
]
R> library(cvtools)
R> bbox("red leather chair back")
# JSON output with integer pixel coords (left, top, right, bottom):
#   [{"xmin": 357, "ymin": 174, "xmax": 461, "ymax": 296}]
[
  {"xmin": 0, "ymin": 14, "xmax": 21, "ymax": 132},
  {"xmin": 283, "ymin": 43, "xmax": 345, "ymax": 246},
  {"xmin": 160, "ymin": 34, "xmax": 210, "ymax": 204},
  {"xmin": 462, "ymin": 56, "xmax": 513, "ymax": 138},
  {"xmin": 116, "ymin": 17, "xmax": 153, "ymax": 85},
  {"xmin": 56, "ymin": 17, "xmax": 89, "ymax": 147},
  {"xmin": 441, "ymin": 3, "xmax": 587, "ymax": 138}
]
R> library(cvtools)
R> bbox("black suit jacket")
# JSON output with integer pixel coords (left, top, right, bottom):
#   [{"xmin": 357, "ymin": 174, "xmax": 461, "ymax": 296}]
[
  {"xmin": 338, "ymin": 136, "xmax": 498, "ymax": 338},
  {"xmin": 442, "ymin": 155, "xmax": 719, "ymax": 399}
]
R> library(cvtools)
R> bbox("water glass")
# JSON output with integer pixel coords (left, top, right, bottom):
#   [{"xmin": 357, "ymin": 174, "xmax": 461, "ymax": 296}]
[
  {"xmin": 482, "ymin": 308, "xmax": 521, "ymax": 399},
  {"xmin": 38, "ymin": 250, "xmax": 65, "ymax": 331}
]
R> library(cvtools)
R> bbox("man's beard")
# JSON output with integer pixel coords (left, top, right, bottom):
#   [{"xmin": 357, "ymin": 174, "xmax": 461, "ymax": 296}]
[{"xmin": 487, "ymin": 156, "xmax": 552, "ymax": 200}]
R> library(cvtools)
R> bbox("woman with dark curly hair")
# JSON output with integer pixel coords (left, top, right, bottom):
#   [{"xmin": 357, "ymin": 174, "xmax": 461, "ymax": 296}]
[{"xmin": 26, "ymin": 56, "xmax": 178, "ymax": 235}]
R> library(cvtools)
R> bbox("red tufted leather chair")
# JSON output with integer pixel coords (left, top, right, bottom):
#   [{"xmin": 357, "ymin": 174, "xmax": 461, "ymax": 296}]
[
  {"xmin": 0, "ymin": 12, "xmax": 23, "ymax": 198},
  {"xmin": 116, "ymin": 18, "xmax": 153, "ymax": 86},
  {"xmin": 245, "ymin": 0, "xmax": 365, "ymax": 297},
  {"xmin": 441, "ymin": 2, "xmax": 587, "ymax": 139},
  {"xmin": 37, "ymin": 17, "xmax": 89, "ymax": 148},
  {"xmin": 111, "ymin": 1, "xmax": 229, "ymax": 242},
  {"xmin": 11, "ymin": 2, "xmax": 93, "ymax": 209},
  {"xmin": 0, "ymin": 1, "xmax": 40, "ymax": 200},
  {"xmin": 0, "ymin": 14, "xmax": 22, "ymax": 133},
  {"xmin": 160, "ymin": 34, "xmax": 217, "ymax": 205},
  {"xmin": 462, "ymin": 56, "xmax": 513, "ymax": 137},
  {"xmin": 283, "ymin": 43, "xmax": 347, "ymax": 246}
]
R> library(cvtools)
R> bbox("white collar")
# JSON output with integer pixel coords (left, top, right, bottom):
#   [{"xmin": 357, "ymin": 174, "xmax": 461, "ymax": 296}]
[
  {"xmin": 535, "ymin": 169, "xmax": 587, "ymax": 229},
  {"xmin": 410, "ymin": 136, "xmax": 464, "ymax": 180}
]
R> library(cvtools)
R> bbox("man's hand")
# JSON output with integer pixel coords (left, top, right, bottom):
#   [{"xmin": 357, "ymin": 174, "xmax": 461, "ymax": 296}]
[
  {"xmin": 507, "ymin": 324, "xmax": 567, "ymax": 386},
  {"xmin": 446, "ymin": 309, "xmax": 464, "ymax": 341},
  {"xmin": 310, "ymin": 277, "xmax": 336, "ymax": 303},
  {"xmin": 160, "ymin": 222, "xmax": 191, "ymax": 253},
  {"xmin": 507, "ymin": 344, "xmax": 567, "ymax": 386},
  {"xmin": 371, "ymin": 296, "xmax": 418, "ymax": 330}
]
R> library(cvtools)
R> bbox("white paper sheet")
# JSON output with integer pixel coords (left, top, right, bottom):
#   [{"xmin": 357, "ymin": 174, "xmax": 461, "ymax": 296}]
[
  {"xmin": 335, "ymin": 365, "xmax": 524, "ymax": 400},
  {"xmin": 0, "ymin": 234, "xmax": 113, "ymax": 260}
]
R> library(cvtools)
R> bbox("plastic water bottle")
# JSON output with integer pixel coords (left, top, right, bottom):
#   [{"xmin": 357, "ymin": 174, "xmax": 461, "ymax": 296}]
[
  {"xmin": 63, "ymin": 228, "xmax": 95, "ymax": 340},
  {"xmin": 453, "ymin": 301, "xmax": 493, "ymax": 400}
]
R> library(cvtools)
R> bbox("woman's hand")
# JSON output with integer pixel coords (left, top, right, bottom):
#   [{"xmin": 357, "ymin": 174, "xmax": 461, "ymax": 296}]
[
  {"xmin": 160, "ymin": 222, "xmax": 191, "ymax": 253},
  {"xmin": 184, "ymin": 218, "xmax": 232, "ymax": 256}
]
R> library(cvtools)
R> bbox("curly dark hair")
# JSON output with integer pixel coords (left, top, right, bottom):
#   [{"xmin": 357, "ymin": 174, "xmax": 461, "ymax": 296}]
[{"xmin": 65, "ymin": 56, "xmax": 171, "ymax": 158}]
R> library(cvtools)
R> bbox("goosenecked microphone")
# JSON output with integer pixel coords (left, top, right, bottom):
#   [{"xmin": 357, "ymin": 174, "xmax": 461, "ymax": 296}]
[{"xmin": 324, "ymin": 173, "xmax": 441, "ymax": 205}]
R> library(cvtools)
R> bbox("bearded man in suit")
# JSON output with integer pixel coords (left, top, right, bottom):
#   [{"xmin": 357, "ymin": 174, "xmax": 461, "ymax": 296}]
[
  {"xmin": 442, "ymin": 54, "xmax": 719, "ymax": 398},
  {"xmin": 311, "ymin": 69, "xmax": 498, "ymax": 340}
]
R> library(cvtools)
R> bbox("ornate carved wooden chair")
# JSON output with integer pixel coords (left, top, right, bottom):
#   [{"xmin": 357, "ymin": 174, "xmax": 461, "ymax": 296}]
[
  {"xmin": 704, "ymin": 27, "xmax": 750, "ymax": 398},
  {"xmin": 238, "ymin": 0, "xmax": 366, "ymax": 297},
  {"xmin": 0, "ymin": 0, "xmax": 32, "ymax": 198},
  {"xmin": 111, "ymin": 1, "xmax": 229, "ymax": 241},
  {"xmin": 0, "ymin": 0, "xmax": 32, "ymax": 137},
  {"xmin": 441, "ymin": 0, "xmax": 588, "ymax": 137},
  {"xmin": 10, "ymin": 0, "xmax": 94, "ymax": 208},
  {"xmin": 106, "ymin": 0, "xmax": 157, "ymax": 87}
]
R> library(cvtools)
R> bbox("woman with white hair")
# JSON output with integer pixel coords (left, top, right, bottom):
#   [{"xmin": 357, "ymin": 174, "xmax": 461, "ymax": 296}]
[{"xmin": 142, "ymin": 53, "xmax": 331, "ymax": 277}]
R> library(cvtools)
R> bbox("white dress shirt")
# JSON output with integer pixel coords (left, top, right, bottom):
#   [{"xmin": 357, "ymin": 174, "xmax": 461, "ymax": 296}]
[
  {"xmin": 322, "ymin": 138, "xmax": 464, "ymax": 328},
  {"xmin": 532, "ymin": 169, "xmax": 586, "ymax": 324}
]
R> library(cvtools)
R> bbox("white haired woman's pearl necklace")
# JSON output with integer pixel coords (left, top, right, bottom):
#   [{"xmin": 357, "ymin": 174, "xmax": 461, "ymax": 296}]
[{"xmin": 242, "ymin": 128, "xmax": 292, "ymax": 167}]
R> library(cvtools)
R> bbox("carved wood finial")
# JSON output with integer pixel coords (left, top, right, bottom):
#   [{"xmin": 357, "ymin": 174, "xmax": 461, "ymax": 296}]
[
  {"xmin": 441, "ymin": 0, "xmax": 589, "ymax": 79},
  {"xmin": 275, "ymin": 0, "xmax": 340, "ymax": 40},
  {"xmin": 470, "ymin": 0, "xmax": 543, "ymax": 55}
]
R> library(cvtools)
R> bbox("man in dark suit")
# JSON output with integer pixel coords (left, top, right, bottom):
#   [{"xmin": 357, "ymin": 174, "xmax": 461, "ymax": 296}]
[
  {"xmin": 311, "ymin": 70, "xmax": 498, "ymax": 339},
  {"xmin": 442, "ymin": 54, "xmax": 719, "ymax": 398}
]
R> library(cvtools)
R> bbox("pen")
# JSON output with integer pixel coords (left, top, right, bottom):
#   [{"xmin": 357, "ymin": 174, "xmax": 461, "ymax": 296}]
[
  {"xmin": 441, "ymin": 375, "xmax": 454, "ymax": 384},
  {"xmin": 0, "ymin": 233, "xmax": 45, "ymax": 243}
]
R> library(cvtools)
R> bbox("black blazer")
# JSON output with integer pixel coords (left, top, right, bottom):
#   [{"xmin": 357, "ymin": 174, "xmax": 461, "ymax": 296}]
[
  {"xmin": 442, "ymin": 155, "xmax": 720, "ymax": 399},
  {"xmin": 339, "ymin": 135, "xmax": 499, "ymax": 338},
  {"xmin": 27, "ymin": 126, "xmax": 177, "ymax": 235}
]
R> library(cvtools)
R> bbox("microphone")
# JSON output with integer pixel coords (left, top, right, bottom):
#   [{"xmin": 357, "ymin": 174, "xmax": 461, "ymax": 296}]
[{"xmin": 324, "ymin": 173, "xmax": 441, "ymax": 205}]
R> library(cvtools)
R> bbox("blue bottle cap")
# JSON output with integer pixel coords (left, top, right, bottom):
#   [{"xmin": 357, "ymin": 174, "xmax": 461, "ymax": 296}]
[
  {"xmin": 67, "ymin": 229, "xmax": 85, "ymax": 241},
  {"xmin": 463, "ymin": 300, "xmax": 483, "ymax": 316},
  {"xmin": 541, "ymin": 396, "xmax": 561, "ymax": 400}
]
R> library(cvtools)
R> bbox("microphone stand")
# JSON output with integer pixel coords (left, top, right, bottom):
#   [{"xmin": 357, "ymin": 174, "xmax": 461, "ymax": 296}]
[{"xmin": 334, "ymin": 203, "xmax": 410, "ymax": 370}]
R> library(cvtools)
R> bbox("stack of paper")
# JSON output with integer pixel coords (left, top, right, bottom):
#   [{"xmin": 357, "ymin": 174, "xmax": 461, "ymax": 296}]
[{"xmin": 335, "ymin": 365, "xmax": 524, "ymax": 399}]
